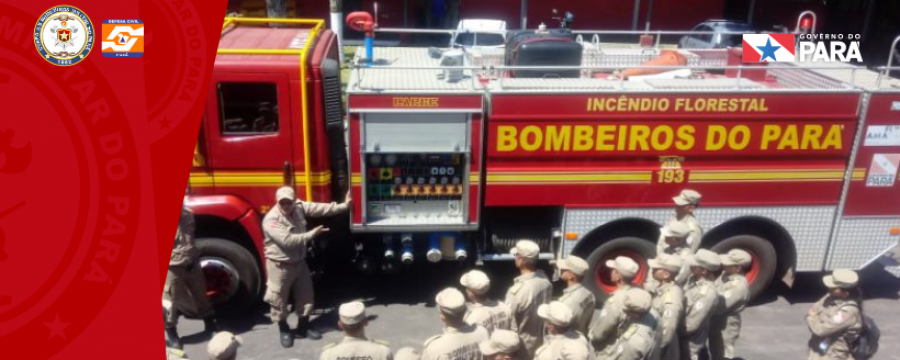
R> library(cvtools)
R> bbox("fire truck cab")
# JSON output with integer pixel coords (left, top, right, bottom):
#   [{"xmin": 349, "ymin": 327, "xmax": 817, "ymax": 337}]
[{"xmin": 190, "ymin": 14, "xmax": 900, "ymax": 313}]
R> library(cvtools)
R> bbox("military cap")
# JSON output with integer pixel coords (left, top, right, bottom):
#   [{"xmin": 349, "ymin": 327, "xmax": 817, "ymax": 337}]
[
  {"xmin": 823, "ymin": 269, "xmax": 859, "ymax": 289},
  {"xmin": 622, "ymin": 288, "xmax": 652, "ymax": 314},
  {"xmin": 276, "ymin": 186, "xmax": 296, "ymax": 201},
  {"xmin": 460, "ymin": 270, "xmax": 491, "ymax": 295},
  {"xmin": 395, "ymin": 347, "xmax": 420, "ymax": 360},
  {"xmin": 435, "ymin": 287, "xmax": 467, "ymax": 315},
  {"xmin": 537, "ymin": 301, "xmax": 574, "ymax": 327},
  {"xmin": 479, "ymin": 329, "xmax": 522, "ymax": 356},
  {"xmin": 648, "ymin": 253, "xmax": 683, "ymax": 273},
  {"xmin": 606, "ymin": 256, "xmax": 640, "ymax": 279},
  {"xmin": 720, "ymin": 249, "xmax": 752, "ymax": 267},
  {"xmin": 557, "ymin": 256, "xmax": 589, "ymax": 277},
  {"xmin": 339, "ymin": 301, "xmax": 367, "ymax": 326},
  {"xmin": 510, "ymin": 240, "xmax": 540, "ymax": 259},
  {"xmin": 673, "ymin": 189, "xmax": 702, "ymax": 206},
  {"xmin": 687, "ymin": 249, "xmax": 721, "ymax": 271},
  {"xmin": 207, "ymin": 331, "xmax": 242, "ymax": 360}
]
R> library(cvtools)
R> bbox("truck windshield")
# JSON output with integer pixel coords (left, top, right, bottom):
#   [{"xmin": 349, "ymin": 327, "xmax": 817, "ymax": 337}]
[{"xmin": 455, "ymin": 33, "xmax": 505, "ymax": 47}]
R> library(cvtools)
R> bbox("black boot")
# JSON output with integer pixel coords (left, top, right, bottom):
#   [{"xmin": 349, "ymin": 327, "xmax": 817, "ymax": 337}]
[
  {"xmin": 203, "ymin": 317, "xmax": 218, "ymax": 334},
  {"xmin": 165, "ymin": 326, "xmax": 183, "ymax": 350},
  {"xmin": 278, "ymin": 320, "xmax": 294, "ymax": 348},
  {"xmin": 294, "ymin": 316, "xmax": 322, "ymax": 340}
]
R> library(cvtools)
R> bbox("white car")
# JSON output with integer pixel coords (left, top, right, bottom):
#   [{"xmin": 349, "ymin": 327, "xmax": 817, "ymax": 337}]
[
  {"xmin": 450, "ymin": 19, "xmax": 507, "ymax": 49},
  {"xmin": 679, "ymin": 20, "xmax": 754, "ymax": 49}
]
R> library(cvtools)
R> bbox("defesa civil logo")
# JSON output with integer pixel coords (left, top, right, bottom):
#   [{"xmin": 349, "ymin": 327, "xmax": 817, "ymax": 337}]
[
  {"xmin": 101, "ymin": 19, "xmax": 144, "ymax": 57},
  {"xmin": 34, "ymin": 5, "xmax": 94, "ymax": 66}
]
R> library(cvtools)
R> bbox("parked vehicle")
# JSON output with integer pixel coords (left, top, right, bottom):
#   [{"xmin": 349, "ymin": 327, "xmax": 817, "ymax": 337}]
[{"xmin": 679, "ymin": 20, "xmax": 754, "ymax": 49}]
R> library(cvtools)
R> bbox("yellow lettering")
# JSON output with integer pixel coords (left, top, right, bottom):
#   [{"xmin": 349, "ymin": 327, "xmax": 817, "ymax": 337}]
[
  {"xmin": 759, "ymin": 98, "xmax": 769, "ymax": 112},
  {"xmin": 706, "ymin": 125, "xmax": 728, "ymax": 151},
  {"xmin": 728, "ymin": 125, "xmax": 751, "ymax": 150},
  {"xmin": 676, "ymin": 125, "xmax": 696, "ymax": 150},
  {"xmin": 675, "ymin": 98, "xmax": 686, "ymax": 112},
  {"xmin": 520, "ymin": 126, "xmax": 543, "ymax": 151},
  {"xmin": 617, "ymin": 125, "xmax": 628, "ymax": 150},
  {"xmin": 545, "ymin": 125, "xmax": 572, "ymax": 151},
  {"xmin": 760, "ymin": 125, "xmax": 781, "ymax": 150},
  {"xmin": 651, "ymin": 126, "xmax": 674, "ymax": 150},
  {"xmin": 801, "ymin": 125, "xmax": 823, "ymax": 150},
  {"xmin": 617, "ymin": 96, "xmax": 628, "ymax": 112},
  {"xmin": 659, "ymin": 98, "xmax": 670, "ymax": 112},
  {"xmin": 596, "ymin": 125, "xmax": 616, "ymax": 151},
  {"xmin": 748, "ymin": 99, "xmax": 759, "ymax": 112},
  {"xmin": 497, "ymin": 126, "xmax": 518, "ymax": 152},
  {"xmin": 822, "ymin": 125, "xmax": 843, "ymax": 150},
  {"xmin": 573, "ymin": 125, "xmax": 594, "ymax": 151},
  {"xmin": 629, "ymin": 125, "xmax": 651, "ymax": 151},
  {"xmin": 728, "ymin": 99, "xmax": 738, "ymax": 112},
  {"xmin": 777, "ymin": 125, "xmax": 799, "ymax": 150}
]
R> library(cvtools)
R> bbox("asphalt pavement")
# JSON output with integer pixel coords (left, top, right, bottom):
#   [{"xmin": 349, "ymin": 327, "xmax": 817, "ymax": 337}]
[{"xmin": 172, "ymin": 261, "xmax": 900, "ymax": 360}]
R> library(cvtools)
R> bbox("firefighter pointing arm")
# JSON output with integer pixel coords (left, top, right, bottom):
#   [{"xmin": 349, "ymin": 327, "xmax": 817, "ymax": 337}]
[{"xmin": 263, "ymin": 186, "xmax": 351, "ymax": 348}]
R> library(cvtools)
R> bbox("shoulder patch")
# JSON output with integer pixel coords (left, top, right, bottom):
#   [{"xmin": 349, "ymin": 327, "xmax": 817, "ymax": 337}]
[
  {"xmin": 424, "ymin": 335, "xmax": 442, "ymax": 348},
  {"xmin": 623, "ymin": 325, "xmax": 637, "ymax": 339}
]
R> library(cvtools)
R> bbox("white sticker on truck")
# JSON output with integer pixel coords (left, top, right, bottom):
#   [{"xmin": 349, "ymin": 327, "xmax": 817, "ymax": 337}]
[
  {"xmin": 866, "ymin": 154, "xmax": 900, "ymax": 187},
  {"xmin": 864, "ymin": 125, "xmax": 900, "ymax": 146}
]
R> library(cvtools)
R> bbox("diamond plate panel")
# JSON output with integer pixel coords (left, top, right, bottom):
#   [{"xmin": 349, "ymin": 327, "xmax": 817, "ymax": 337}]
[
  {"xmin": 562, "ymin": 206, "xmax": 836, "ymax": 271},
  {"xmin": 826, "ymin": 217, "xmax": 900, "ymax": 269}
]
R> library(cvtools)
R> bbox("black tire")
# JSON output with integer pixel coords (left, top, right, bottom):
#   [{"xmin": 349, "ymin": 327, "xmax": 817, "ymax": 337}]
[
  {"xmin": 710, "ymin": 235, "xmax": 777, "ymax": 300},
  {"xmin": 195, "ymin": 238, "xmax": 262, "ymax": 317},
  {"xmin": 582, "ymin": 237, "xmax": 656, "ymax": 303}
]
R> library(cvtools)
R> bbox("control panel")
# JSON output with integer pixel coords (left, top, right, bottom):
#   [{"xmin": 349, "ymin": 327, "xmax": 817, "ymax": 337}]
[{"xmin": 364, "ymin": 153, "xmax": 468, "ymax": 224}]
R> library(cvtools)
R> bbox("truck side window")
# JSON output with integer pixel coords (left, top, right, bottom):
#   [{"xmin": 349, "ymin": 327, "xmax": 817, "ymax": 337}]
[{"xmin": 218, "ymin": 82, "xmax": 279, "ymax": 135}]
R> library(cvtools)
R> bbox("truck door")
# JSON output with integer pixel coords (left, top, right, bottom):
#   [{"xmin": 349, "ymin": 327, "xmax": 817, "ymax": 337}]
[{"xmin": 204, "ymin": 73, "xmax": 294, "ymax": 210}]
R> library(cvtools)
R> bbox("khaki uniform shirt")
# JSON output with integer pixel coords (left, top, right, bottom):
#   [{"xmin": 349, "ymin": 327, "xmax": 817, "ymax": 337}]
[
  {"xmin": 262, "ymin": 201, "xmax": 348, "ymax": 263},
  {"xmin": 421, "ymin": 324, "xmax": 489, "ymax": 360},
  {"xmin": 681, "ymin": 278, "xmax": 718, "ymax": 337},
  {"xmin": 589, "ymin": 285, "xmax": 632, "ymax": 354},
  {"xmin": 464, "ymin": 300, "xmax": 512, "ymax": 335},
  {"xmin": 535, "ymin": 330, "xmax": 595, "ymax": 360},
  {"xmin": 606, "ymin": 312, "xmax": 657, "ymax": 360},
  {"xmin": 170, "ymin": 206, "xmax": 198, "ymax": 267},
  {"xmin": 559, "ymin": 284, "xmax": 596, "ymax": 336},
  {"xmin": 651, "ymin": 282, "xmax": 684, "ymax": 348},
  {"xmin": 320, "ymin": 336, "xmax": 393, "ymax": 360},
  {"xmin": 715, "ymin": 274, "xmax": 749, "ymax": 316},
  {"xmin": 506, "ymin": 271, "xmax": 553, "ymax": 356},
  {"xmin": 656, "ymin": 215, "xmax": 703, "ymax": 254},
  {"xmin": 806, "ymin": 296, "xmax": 862, "ymax": 360}
]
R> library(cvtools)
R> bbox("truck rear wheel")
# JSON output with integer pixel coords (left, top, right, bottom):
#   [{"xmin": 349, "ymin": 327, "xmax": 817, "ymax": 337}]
[
  {"xmin": 582, "ymin": 237, "xmax": 655, "ymax": 303},
  {"xmin": 196, "ymin": 238, "xmax": 261, "ymax": 316},
  {"xmin": 710, "ymin": 235, "xmax": 777, "ymax": 300}
]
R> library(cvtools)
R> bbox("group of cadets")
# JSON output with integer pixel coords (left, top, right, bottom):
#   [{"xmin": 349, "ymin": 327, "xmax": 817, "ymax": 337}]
[{"xmin": 166, "ymin": 187, "xmax": 870, "ymax": 360}]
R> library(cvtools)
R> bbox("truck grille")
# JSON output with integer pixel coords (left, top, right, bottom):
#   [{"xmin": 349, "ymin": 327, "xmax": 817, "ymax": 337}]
[{"xmin": 324, "ymin": 75, "xmax": 342, "ymax": 125}]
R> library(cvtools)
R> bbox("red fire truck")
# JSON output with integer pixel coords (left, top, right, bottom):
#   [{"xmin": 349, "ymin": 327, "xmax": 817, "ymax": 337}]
[{"xmin": 189, "ymin": 15, "xmax": 900, "ymax": 313}]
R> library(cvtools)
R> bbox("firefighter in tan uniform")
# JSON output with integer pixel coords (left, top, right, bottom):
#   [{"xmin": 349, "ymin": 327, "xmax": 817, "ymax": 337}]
[
  {"xmin": 656, "ymin": 190, "xmax": 703, "ymax": 254},
  {"xmin": 806, "ymin": 269, "xmax": 863, "ymax": 360},
  {"xmin": 588, "ymin": 256, "xmax": 639, "ymax": 356},
  {"xmin": 534, "ymin": 301, "xmax": 594, "ymax": 360},
  {"xmin": 708, "ymin": 250, "xmax": 751, "ymax": 360},
  {"xmin": 422, "ymin": 288, "xmax": 490, "ymax": 360},
  {"xmin": 658, "ymin": 222, "xmax": 695, "ymax": 288},
  {"xmin": 647, "ymin": 254, "xmax": 684, "ymax": 360},
  {"xmin": 320, "ymin": 301, "xmax": 392, "ymax": 360},
  {"xmin": 164, "ymin": 201, "xmax": 217, "ymax": 349},
  {"xmin": 263, "ymin": 186, "xmax": 351, "ymax": 348},
  {"xmin": 480, "ymin": 330, "xmax": 524, "ymax": 360},
  {"xmin": 556, "ymin": 256, "xmax": 595, "ymax": 336},
  {"xmin": 604, "ymin": 288, "xmax": 657, "ymax": 360},
  {"xmin": 460, "ymin": 270, "xmax": 512, "ymax": 335},
  {"xmin": 679, "ymin": 250, "xmax": 721, "ymax": 360},
  {"xmin": 207, "ymin": 331, "xmax": 242, "ymax": 360},
  {"xmin": 506, "ymin": 240, "xmax": 553, "ymax": 357}
]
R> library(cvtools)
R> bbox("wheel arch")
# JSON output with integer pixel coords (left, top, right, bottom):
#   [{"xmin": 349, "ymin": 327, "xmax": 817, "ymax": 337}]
[
  {"xmin": 194, "ymin": 215, "xmax": 262, "ymax": 269},
  {"xmin": 703, "ymin": 216, "xmax": 797, "ymax": 280},
  {"xmin": 571, "ymin": 217, "xmax": 661, "ymax": 257}
]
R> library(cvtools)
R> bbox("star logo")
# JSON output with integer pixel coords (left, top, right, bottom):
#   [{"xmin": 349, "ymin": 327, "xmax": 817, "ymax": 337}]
[
  {"xmin": 756, "ymin": 38, "xmax": 782, "ymax": 62},
  {"xmin": 43, "ymin": 313, "xmax": 71, "ymax": 340},
  {"xmin": 158, "ymin": 117, "xmax": 172, "ymax": 130}
]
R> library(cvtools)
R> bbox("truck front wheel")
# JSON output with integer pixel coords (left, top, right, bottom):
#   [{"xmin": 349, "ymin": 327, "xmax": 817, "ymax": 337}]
[
  {"xmin": 710, "ymin": 234, "xmax": 777, "ymax": 300},
  {"xmin": 582, "ymin": 237, "xmax": 655, "ymax": 303},
  {"xmin": 196, "ymin": 238, "xmax": 261, "ymax": 316}
]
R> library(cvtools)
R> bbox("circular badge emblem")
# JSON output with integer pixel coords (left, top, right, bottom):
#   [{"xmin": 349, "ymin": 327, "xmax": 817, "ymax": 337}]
[{"xmin": 33, "ymin": 5, "xmax": 94, "ymax": 66}]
